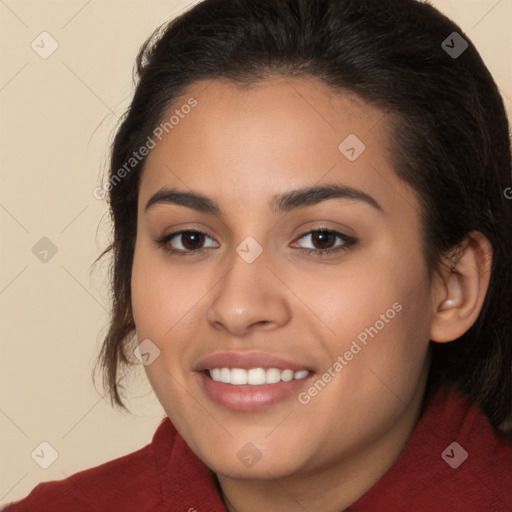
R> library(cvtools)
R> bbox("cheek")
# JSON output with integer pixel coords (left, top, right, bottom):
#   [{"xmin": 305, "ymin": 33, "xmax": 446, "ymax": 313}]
[
  {"xmin": 131, "ymin": 244, "xmax": 201, "ymax": 414},
  {"xmin": 309, "ymin": 249, "xmax": 431, "ymax": 392},
  {"xmin": 131, "ymin": 241, "xmax": 197, "ymax": 339},
  {"xmin": 131, "ymin": 240, "xmax": 213, "ymax": 387},
  {"xmin": 288, "ymin": 251, "xmax": 422, "ymax": 344},
  {"xmin": 301, "ymin": 286, "xmax": 431, "ymax": 446}
]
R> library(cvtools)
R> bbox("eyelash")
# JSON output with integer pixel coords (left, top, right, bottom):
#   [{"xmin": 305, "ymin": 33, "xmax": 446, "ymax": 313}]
[{"xmin": 155, "ymin": 228, "xmax": 357, "ymax": 259}]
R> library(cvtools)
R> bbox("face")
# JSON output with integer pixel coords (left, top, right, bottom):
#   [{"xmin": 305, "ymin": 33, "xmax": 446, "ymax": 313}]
[{"xmin": 131, "ymin": 76, "xmax": 434, "ymax": 479}]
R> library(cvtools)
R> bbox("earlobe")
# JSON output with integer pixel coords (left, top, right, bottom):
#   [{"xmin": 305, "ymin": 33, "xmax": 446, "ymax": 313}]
[{"xmin": 430, "ymin": 231, "xmax": 492, "ymax": 343}]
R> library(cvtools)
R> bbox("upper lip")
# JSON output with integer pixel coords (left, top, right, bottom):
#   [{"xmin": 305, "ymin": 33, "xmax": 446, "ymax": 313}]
[{"xmin": 195, "ymin": 351, "xmax": 314, "ymax": 372}]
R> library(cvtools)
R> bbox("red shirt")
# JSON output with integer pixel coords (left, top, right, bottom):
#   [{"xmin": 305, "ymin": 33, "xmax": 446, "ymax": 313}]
[{"xmin": 2, "ymin": 388, "xmax": 511, "ymax": 511}]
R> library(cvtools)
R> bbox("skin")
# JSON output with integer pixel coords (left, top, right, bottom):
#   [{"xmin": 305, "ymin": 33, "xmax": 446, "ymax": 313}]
[{"xmin": 131, "ymin": 76, "xmax": 492, "ymax": 511}]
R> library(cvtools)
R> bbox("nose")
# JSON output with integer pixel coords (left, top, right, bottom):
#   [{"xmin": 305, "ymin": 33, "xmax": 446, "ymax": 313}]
[{"xmin": 205, "ymin": 251, "xmax": 291, "ymax": 336}]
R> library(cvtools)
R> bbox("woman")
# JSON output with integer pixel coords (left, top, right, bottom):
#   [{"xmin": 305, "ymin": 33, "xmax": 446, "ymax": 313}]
[{"xmin": 4, "ymin": 0, "xmax": 511, "ymax": 510}]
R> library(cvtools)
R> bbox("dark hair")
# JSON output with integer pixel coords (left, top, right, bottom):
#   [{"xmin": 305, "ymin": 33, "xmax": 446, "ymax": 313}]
[{"xmin": 93, "ymin": 0, "xmax": 512, "ymax": 439}]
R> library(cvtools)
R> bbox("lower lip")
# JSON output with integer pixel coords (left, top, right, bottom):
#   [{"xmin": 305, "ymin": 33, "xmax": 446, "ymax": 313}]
[{"xmin": 197, "ymin": 371, "xmax": 314, "ymax": 412}]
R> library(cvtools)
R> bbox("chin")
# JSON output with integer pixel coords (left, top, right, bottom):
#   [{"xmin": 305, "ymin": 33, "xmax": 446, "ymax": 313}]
[
  {"xmin": 194, "ymin": 438, "xmax": 307, "ymax": 481},
  {"xmin": 209, "ymin": 457, "xmax": 302, "ymax": 481}
]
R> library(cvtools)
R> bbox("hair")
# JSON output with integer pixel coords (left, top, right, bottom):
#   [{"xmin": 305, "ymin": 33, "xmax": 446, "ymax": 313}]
[{"xmin": 93, "ymin": 0, "xmax": 512, "ymax": 439}]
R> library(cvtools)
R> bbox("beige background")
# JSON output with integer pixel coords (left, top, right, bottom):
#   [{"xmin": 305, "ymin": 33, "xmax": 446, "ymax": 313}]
[{"xmin": 0, "ymin": 0, "xmax": 510, "ymax": 505}]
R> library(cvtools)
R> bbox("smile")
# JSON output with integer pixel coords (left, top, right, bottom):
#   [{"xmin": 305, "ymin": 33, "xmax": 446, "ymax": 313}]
[{"xmin": 208, "ymin": 367, "xmax": 310, "ymax": 385}]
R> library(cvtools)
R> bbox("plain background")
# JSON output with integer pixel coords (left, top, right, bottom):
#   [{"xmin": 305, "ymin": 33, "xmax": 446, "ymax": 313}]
[{"xmin": 0, "ymin": 0, "xmax": 511, "ymax": 505}]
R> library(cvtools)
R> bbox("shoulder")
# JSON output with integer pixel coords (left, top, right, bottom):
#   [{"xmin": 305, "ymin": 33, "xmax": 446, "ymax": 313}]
[
  {"xmin": 1, "ymin": 417, "xmax": 175, "ymax": 512},
  {"xmin": 424, "ymin": 388, "xmax": 512, "ymax": 510}
]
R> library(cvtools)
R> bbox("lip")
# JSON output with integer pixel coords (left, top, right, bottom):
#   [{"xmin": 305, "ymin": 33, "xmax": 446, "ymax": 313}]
[
  {"xmin": 195, "ymin": 351, "xmax": 313, "ymax": 372},
  {"xmin": 194, "ymin": 351, "xmax": 315, "ymax": 412},
  {"xmin": 196, "ymin": 371, "xmax": 315, "ymax": 412}
]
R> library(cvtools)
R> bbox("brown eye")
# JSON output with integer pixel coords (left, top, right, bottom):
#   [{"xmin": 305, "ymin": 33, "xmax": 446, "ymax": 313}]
[
  {"xmin": 180, "ymin": 231, "xmax": 206, "ymax": 250},
  {"xmin": 156, "ymin": 230, "xmax": 218, "ymax": 256},
  {"xmin": 293, "ymin": 228, "xmax": 357, "ymax": 258},
  {"xmin": 310, "ymin": 230, "xmax": 337, "ymax": 250}
]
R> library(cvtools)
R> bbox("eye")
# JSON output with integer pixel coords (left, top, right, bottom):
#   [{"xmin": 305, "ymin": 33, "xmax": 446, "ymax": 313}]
[
  {"xmin": 155, "ymin": 230, "xmax": 218, "ymax": 256},
  {"xmin": 291, "ymin": 229, "xmax": 357, "ymax": 257},
  {"xmin": 155, "ymin": 228, "xmax": 357, "ymax": 258}
]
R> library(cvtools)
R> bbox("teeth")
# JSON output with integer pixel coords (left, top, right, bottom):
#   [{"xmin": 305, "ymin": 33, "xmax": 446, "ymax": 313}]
[
  {"xmin": 266, "ymin": 368, "xmax": 281, "ymax": 384},
  {"xmin": 281, "ymin": 369, "xmax": 294, "ymax": 382},
  {"xmin": 219, "ymin": 368, "xmax": 230, "ymax": 383},
  {"xmin": 208, "ymin": 367, "xmax": 310, "ymax": 385},
  {"xmin": 231, "ymin": 368, "xmax": 247, "ymax": 385},
  {"xmin": 247, "ymin": 368, "xmax": 266, "ymax": 385}
]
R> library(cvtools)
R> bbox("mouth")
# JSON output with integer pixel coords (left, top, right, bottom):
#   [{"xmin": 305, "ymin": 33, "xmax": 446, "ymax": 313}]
[{"xmin": 194, "ymin": 352, "xmax": 316, "ymax": 412}]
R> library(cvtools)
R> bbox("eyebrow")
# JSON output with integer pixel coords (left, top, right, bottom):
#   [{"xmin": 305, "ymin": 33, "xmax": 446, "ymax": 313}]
[{"xmin": 144, "ymin": 183, "xmax": 384, "ymax": 215}]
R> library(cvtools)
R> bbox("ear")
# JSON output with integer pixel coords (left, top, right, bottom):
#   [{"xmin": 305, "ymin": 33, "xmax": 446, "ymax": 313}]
[{"xmin": 430, "ymin": 231, "xmax": 493, "ymax": 343}]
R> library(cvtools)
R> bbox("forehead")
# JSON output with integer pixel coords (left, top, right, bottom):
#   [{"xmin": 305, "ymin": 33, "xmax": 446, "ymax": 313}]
[{"xmin": 138, "ymin": 76, "xmax": 415, "ymax": 218}]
